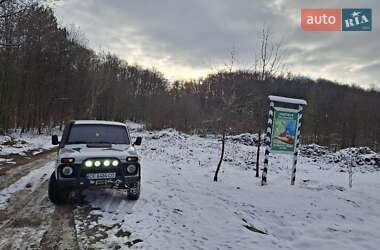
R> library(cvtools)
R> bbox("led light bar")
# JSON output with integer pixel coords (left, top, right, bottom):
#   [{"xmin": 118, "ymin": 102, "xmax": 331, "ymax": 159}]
[{"xmin": 84, "ymin": 159, "xmax": 120, "ymax": 167}]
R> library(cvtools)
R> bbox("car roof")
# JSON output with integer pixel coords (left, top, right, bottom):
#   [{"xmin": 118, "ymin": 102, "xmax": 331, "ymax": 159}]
[{"xmin": 73, "ymin": 120, "xmax": 127, "ymax": 127}]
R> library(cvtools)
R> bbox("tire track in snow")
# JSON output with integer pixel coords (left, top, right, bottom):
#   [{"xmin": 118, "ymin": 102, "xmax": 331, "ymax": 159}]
[
  {"xmin": 73, "ymin": 189, "xmax": 142, "ymax": 249},
  {"xmin": 0, "ymin": 161, "xmax": 54, "ymax": 209},
  {"xmin": 0, "ymin": 159, "xmax": 79, "ymax": 250},
  {"xmin": 0, "ymin": 152, "xmax": 56, "ymax": 191}
]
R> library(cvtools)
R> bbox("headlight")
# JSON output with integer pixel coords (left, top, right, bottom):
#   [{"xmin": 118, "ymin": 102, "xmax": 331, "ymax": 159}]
[
  {"xmin": 62, "ymin": 166, "xmax": 73, "ymax": 176},
  {"xmin": 85, "ymin": 160, "xmax": 93, "ymax": 167},
  {"xmin": 94, "ymin": 160, "xmax": 101, "ymax": 167},
  {"xmin": 112, "ymin": 160, "xmax": 119, "ymax": 167},
  {"xmin": 126, "ymin": 164, "xmax": 137, "ymax": 174},
  {"xmin": 103, "ymin": 160, "xmax": 111, "ymax": 167}
]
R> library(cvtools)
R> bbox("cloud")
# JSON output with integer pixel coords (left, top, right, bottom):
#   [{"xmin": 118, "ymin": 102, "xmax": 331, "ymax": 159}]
[{"xmin": 54, "ymin": 0, "xmax": 380, "ymax": 87}]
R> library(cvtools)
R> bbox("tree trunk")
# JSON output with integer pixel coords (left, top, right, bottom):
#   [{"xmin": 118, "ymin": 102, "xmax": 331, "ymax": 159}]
[
  {"xmin": 256, "ymin": 129, "xmax": 261, "ymax": 177},
  {"xmin": 214, "ymin": 131, "xmax": 225, "ymax": 182}
]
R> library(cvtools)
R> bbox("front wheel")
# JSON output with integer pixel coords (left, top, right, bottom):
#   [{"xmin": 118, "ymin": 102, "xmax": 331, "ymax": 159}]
[
  {"xmin": 127, "ymin": 181, "xmax": 140, "ymax": 200},
  {"xmin": 48, "ymin": 172, "xmax": 71, "ymax": 204}
]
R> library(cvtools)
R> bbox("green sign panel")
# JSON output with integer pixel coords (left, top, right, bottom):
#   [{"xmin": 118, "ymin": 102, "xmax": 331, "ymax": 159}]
[{"xmin": 271, "ymin": 110, "xmax": 299, "ymax": 153}]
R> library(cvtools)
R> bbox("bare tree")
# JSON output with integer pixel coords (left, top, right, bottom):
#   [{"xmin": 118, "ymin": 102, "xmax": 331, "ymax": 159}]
[
  {"xmin": 254, "ymin": 27, "xmax": 285, "ymax": 80},
  {"xmin": 213, "ymin": 50, "xmax": 237, "ymax": 182},
  {"xmin": 214, "ymin": 130, "xmax": 225, "ymax": 181},
  {"xmin": 1, "ymin": 0, "xmax": 380, "ymax": 152}
]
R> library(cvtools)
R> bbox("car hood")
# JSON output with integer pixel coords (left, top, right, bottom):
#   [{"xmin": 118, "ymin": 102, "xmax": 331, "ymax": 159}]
[{"xmin": 59, "ymin": 144, "xmax": 137, "ymax": 163}]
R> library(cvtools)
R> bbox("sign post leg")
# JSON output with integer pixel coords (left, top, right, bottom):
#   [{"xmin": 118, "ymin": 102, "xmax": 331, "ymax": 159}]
[
  {"xmin": 255, "ymin": 129, "xmax": 261, "ymax": 177},
  {"xmin": 262, "ymin": 102, "xmax": 274, "ymax": 186},
  {"xmin": 291, "ymin": 152, "xmax": 298, "ymax": 185},
  {"xmin": 291, "ymin": 105, "xmax": 303, "ymax": 185}
]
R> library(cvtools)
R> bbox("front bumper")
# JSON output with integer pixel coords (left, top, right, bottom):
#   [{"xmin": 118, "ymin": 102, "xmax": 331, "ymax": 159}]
[
  {"xmin": 56, "ymin": 162, "xmax": 140, "ymax": 189},
  {"xmin": 57, "ymin": 176, "xmax": 140, "ymax": 189}
]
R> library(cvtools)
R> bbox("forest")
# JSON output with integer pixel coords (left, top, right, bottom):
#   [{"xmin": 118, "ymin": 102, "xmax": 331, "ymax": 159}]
[{"xmin": 1, "ymin": 0, "xmax": 379, "ymax": 150}]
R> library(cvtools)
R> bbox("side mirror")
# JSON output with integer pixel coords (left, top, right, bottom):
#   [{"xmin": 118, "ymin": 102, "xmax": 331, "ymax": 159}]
[
  {"xmin": 52, "ymin": 135, "xmax": 60, "ymax": 145},
  {"xmin": 133, "ymin": 137, "xmax": 142, "ymax": 146}
]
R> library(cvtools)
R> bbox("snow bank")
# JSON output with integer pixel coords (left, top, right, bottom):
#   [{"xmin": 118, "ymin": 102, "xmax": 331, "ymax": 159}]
[
  {"xmin": 300, "ymin": 144, "xmax": 329, "ymax": 157},
  {"xmin": 229, "ymin": 133, "xmax": 260, "ymax": 146},
  {"xmin": 0, "ymin": 132, "xmax": 56, "ymax": 157},
  {"xmin": 125, "ymin": 121, "xmax": 145, "ymax": 132},
  {"xmin": 301, "ymin": 144, "xmax": 380, "ymax": 172}
]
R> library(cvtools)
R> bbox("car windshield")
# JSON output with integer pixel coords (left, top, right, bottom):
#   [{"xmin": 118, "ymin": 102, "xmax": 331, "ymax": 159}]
[{"xmin": 66, "ymin": 124, "xmax": 130, "ymax": 145}]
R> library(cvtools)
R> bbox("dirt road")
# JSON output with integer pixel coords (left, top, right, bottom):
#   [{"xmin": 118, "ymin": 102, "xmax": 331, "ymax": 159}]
[
  {"xmin": 0, "ymin": 153, "xmax": 79, "ymax": 250},
  {"xmin": 0, "ymin": 152, "xmax": 140, "ymax": 250}
]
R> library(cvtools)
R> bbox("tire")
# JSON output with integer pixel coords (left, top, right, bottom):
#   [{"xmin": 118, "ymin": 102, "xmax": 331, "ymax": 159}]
[
  {"xmin": 48, "ymin": 172, "xmax": 71, "ymax": 204},
  {"xmin": 127, "ymin": 181, "xmax": 140, "ymax": 200}
]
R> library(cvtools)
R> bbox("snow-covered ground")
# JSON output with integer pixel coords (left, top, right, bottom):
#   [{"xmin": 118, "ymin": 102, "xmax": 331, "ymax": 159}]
[
  {"xmin": 0, "ymin": 123, "xmax": 379, "ymax": 249},
  {"xmin": 0, "ymin": 131, "xmax": 55, "ymax": 158},
  {"xmin": 72, "ymin": 124, "xmax": 380, "ymax": 250}
]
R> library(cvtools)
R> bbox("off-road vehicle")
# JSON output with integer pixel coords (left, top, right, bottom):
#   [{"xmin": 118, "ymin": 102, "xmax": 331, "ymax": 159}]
[{"xmin": 49, "ymin": 120, "xmax": 142, "ymax": 204}]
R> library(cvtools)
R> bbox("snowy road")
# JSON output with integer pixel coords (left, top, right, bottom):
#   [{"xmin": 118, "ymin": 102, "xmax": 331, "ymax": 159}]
[
  {"xmin": 0, "ymin": 127, "xmax": 380, "ymax": 249},
  {"xmin": 0, "ymin": 154, "xmax": 78, "ymax": 250}
]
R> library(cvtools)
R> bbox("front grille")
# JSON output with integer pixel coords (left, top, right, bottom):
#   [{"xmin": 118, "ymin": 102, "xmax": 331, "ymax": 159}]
[{"xmin": 59, "ymin": 161, "xmax": 140, "ymax": 178}]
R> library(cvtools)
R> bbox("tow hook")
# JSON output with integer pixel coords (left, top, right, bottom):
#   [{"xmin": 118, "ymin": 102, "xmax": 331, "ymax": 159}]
[{"xmin": 115, "ymin": 179, "xmax": 122, "ymax": 186}]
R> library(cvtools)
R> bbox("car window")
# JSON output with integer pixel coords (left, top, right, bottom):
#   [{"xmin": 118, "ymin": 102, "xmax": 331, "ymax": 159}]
[{"xmin": 66, "ymin": 124, "xmax": 130, "ymax": 145}]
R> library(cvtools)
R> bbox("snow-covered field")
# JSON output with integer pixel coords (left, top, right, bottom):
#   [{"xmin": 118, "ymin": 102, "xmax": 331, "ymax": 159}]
[
  {"xmin": 73, "ymin": 123, "xmax": 380, "ymax": 250},
  {"xmin": 0, "ymin": 123, "xmax": 379, "ymax": 249}
]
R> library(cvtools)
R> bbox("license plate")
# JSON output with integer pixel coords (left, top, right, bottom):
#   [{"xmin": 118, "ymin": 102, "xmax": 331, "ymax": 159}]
[
  {"xmin": 95, "ymin": 180, "xmax": 107, "ymax": 185},
  {"xmin": 86, "ymin": 172, "xmax": 116, "ymax": 180}
]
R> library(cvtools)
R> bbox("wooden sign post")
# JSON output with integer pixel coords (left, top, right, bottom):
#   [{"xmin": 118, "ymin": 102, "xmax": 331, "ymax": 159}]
[{"xmin": 261, "ymin": 95, "xmax": 307, "ymax": 186}]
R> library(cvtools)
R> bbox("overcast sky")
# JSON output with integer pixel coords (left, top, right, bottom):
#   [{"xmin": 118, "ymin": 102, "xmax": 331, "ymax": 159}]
[{"xmin": 53, "ymin": 0, "xmax": 379, "ymax": 88}]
